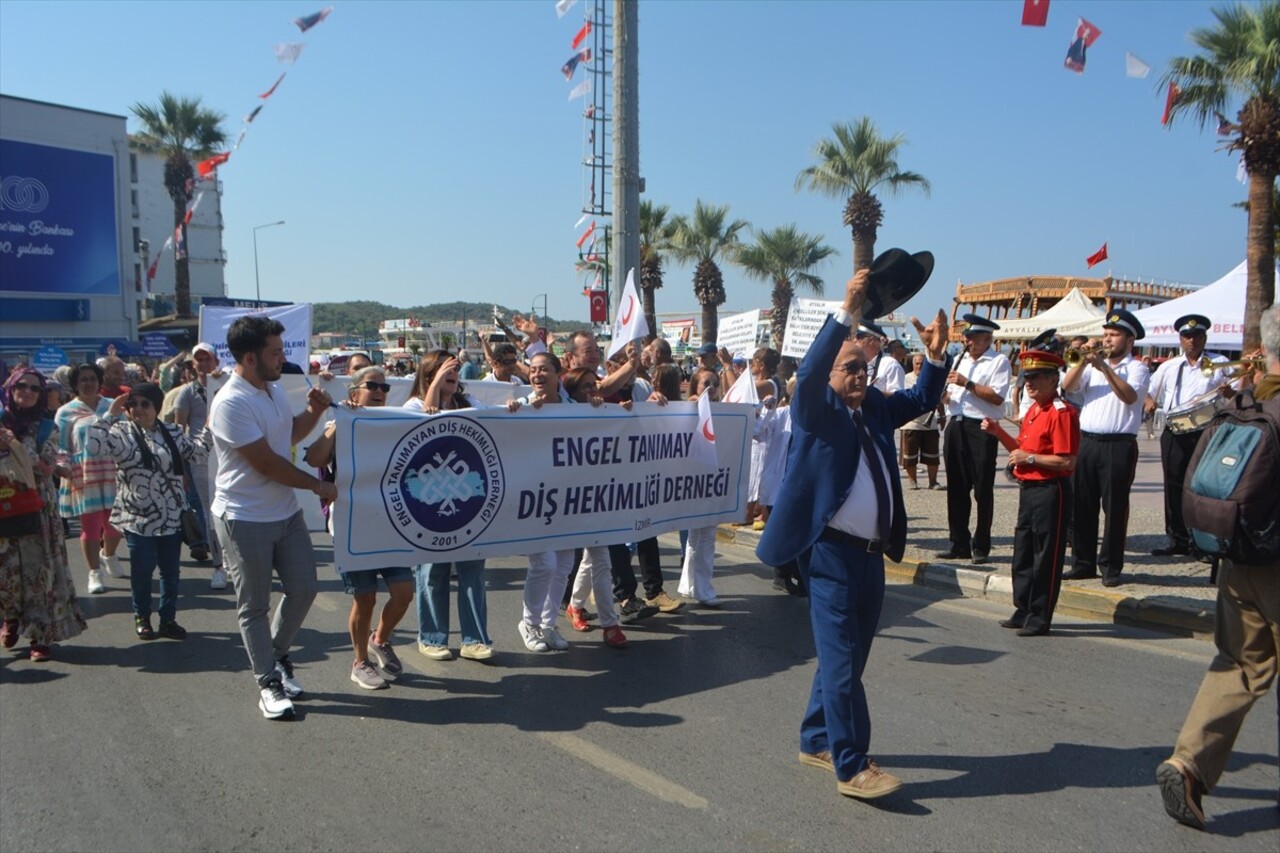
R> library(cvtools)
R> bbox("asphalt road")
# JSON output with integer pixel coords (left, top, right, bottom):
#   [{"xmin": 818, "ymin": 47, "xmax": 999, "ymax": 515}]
[{"xmin": 1, "ymin": 535, "xmax": 1276, "ymax": 852}]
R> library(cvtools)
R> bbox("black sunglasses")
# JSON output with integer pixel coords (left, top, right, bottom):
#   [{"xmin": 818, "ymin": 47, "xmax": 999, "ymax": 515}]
[
  {"xmin": 834, "ymin": 361, "xmax": 867, "ymax": 374},
  {"xmin": 359, "ymin": 381, "xmax": 391, "ymax": 393},
  {"xmin": 11, "ymin": 382, "xmax": 42, "ymax": 393}
]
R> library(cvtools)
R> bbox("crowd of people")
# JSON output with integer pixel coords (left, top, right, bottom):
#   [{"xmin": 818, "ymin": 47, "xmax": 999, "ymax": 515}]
[{"xmin": 0, "ymin": 290, "xmax": 1275, "ymax": 820}]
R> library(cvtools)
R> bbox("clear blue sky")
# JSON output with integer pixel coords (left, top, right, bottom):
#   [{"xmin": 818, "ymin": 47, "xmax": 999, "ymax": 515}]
[{"xmin": 0, "ymin": 0, "xmax": 1253, "ymax": 327}]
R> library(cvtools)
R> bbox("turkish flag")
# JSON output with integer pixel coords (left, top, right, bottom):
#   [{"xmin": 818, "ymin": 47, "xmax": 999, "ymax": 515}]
[
  {"xmin": 1162, "ymin": 82, "xmax": 1182, "ymax": 126},
  {"xmin": 1086, "ymin": 242, "xmax": 1108, "ymax": 268},
  {"xmin": 589, "ymin": 290, "xmax": 607, "ymax": 323},
  {"xmin": 196, "ymin": 152, "xmax": 230, "ymax": 178},
  {"xmin": 1021, "ymin": 0, "xmax": 1049, "ymax": 27}
]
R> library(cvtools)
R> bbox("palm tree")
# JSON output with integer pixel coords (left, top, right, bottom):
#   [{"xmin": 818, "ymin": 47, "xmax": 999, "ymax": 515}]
[
  {"xmin": 735, "ymin": 225, "xmax": 837, "ymax": 351},
  {"xmin": 131, "ymin": 92, "xmax": 227, "ymax": 317},
  {"xmin": 639, "ymin": 200, "xmax": 677, "ymax": 338},
  {"xmin": 1162, "ymin": 1, "xmax": 1280, "ymax": 351},
  {"xmin": 669, "ymin": 200, "xmax": 750, "ymax": 345},
  {"xmin": 795, "ymin": 116, "xmax": 930, "ymax": 272}
]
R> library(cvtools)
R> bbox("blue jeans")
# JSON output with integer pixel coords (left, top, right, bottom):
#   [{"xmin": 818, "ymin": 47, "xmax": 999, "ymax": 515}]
[
  {"xmin": 414, "ymin": 560, "xmax": 490, "ymax": 646},
  {"xmin": 126, "ymin": 531, "xmax": 183, "ymax": 623}
]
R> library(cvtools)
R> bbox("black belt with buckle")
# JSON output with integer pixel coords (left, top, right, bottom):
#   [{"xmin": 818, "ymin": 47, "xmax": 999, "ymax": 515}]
[{"xmin": 820, "ymin": 526, "xmax": 884, "ymax": 553}]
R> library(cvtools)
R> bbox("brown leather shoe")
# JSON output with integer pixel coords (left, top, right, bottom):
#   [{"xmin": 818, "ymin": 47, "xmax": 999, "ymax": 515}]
[
  {"xmin": 836, "ymin": 760, "xmax": 903, "ymax": 799},
  {"xmin": 798, "ymin": 750, "xmax": 834, "ymax": 773},
  {"xmin": 1157, "ymin": 758, "xmax": 1205, "ymax": 830}
]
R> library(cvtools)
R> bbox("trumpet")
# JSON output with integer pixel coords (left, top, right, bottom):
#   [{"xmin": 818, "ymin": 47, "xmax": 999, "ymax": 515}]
[
  {"xmin": 1064, "ymin": 344, "xmax": 1107, "ymax": 368},
  {"xmin": 1199, "ymin": 356, "xmax": 1265, "ymax": 378}
]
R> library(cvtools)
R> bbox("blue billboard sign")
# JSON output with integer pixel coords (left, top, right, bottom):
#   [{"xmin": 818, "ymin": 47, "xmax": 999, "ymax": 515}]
[{"xmin": 0, "ymin": 138, "xmax": 120, "ymax": 297}]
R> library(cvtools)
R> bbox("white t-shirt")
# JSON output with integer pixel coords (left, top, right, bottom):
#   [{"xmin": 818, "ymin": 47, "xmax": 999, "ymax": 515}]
[{"xmin": 207, "ymin": 371, "xmax": 300, "ymax": 522}]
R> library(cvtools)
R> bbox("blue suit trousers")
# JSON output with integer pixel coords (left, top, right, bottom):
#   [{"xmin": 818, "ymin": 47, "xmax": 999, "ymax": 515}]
[{"xmin": 798, "ymin": 537, "xmax": 885, "ymax": 781}]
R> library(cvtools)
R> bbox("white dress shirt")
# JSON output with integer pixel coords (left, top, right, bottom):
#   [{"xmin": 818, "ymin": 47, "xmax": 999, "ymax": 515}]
[
  {"xmin": 868, "ymin": 352, "xmax": 905, "ymax": 395},
  {"xmin": 1148, "ymin": 352, "xmax": 1231, "ymax": 412},
  {"xmin": 1075, "ymin": 355, "xmax": 1151, "ymax": 435},
  {"xmin": 944, "ymin": 346, "xmax": 1011, "ymax": 420}
]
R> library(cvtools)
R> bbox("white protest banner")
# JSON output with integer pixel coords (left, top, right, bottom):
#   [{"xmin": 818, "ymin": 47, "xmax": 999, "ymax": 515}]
[
  {"xmin": 204, "ymin": 374, "xmax": 526, "ymax": 530},
  {"xmin": 331, "ymin": 402, "xmax": 752, "ymax": 569},
  {"xmin": 198, "ymin": 303, "xmax": 313, "ymax": 368},
  {"xmin": 605, "ymin": 268, "xmax": 650, "ymax": 360},
  {"xmin": 781, "ymin": 298, "xmax": 843, "ymax": 359},
  {"xmin": 715, "ymin": 309, "xmax": 760, "ymax": 358}
]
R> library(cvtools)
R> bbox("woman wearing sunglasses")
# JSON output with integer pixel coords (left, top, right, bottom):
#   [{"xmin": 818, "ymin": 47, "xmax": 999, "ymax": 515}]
[
  {"xmin": 306, "ymin": 366, "xmax": 414, "ymax": 690},
  {"xmin": 402, "ymin": 351, "xmax": 494, "ymax": 662},
  {"xmin": 0, "ymin": 368, "xmax": 87, "ymax": 661},
  {"xmin": 87, "ymin": 383, "xmax": 208, "ymax": 640}
]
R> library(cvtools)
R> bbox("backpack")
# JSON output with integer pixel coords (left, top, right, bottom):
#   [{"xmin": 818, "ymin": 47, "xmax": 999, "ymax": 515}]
[{"xmin": 1182, "ymin": 390, "xmax": 1280, "ymax": 566}]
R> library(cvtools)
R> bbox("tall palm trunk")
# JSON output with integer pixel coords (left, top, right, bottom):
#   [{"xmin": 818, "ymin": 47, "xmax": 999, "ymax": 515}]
[
  {"xmin": 172, "ymin": 196, "xmax": 191, "ymax": 316},
  {"xmin": 701, "ymin": 304, "xmax": 719, "ymax": 346},
  {"xmin": 851, "ymin": 228, "xmax": 877, "ymax": 273},
  {"xmin": 1246, "ymin": 170, "xmax": 1276, "ymax": 352},
  {"xmin": 770, "ymin": 280, "xmax": 792, "ymax": 351}
]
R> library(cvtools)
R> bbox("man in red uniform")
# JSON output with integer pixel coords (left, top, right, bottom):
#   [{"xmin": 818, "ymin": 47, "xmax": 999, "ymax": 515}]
[{"xmin": 980, "ymin": 350, "xmax": 1079, "ymax": 636}]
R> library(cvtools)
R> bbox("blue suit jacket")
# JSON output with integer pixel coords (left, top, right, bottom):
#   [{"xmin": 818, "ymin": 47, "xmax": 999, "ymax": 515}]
[{"xmin": 756, "ymin": 315, "xmax": 949, "ymax": 566}]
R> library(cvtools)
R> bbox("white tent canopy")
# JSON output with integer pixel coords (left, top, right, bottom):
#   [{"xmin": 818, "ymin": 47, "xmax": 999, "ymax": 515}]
[
  {"xmin": 992, "ymin": 287, "xmax": 1106, "ymax": 341},
  {"xmin": 1130, "ymin": 260, "xmax": 1268, "ymax": 350}
]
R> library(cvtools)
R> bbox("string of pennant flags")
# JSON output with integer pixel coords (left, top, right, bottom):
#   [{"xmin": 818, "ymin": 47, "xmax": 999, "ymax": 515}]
[
  {"xmin": 554, "ymin": 0, "xmax": 605, "ymax": 295},
  {"xmin": 142, "ymin": 7, "xmax": 334, "ymax": 294},
  {"xmin": 1019, "ymin": 0, "xmax": 1247, "ymax": 270}
]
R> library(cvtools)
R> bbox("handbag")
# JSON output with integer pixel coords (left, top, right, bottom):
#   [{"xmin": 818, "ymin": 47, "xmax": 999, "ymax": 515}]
[
  {"xmin": 0, "ymin": 441, "xmax": 46, "ymax": 538},
  {"xmin": 133, "ymin": 422, "xmax": 205, "ymax": 548}
]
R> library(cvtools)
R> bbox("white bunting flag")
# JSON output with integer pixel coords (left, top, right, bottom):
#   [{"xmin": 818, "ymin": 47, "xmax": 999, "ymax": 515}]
[
  {"xmin": 574, "ymin": 212, "xmax": 590, "ymax": 229},
  {"xmin": 1237, "ymin": 156, "xmax": 1248, "ymax": 184},
  {"xmin": 606, "ymin": 268, "xmax": 650, "ymax": 360},
  {"xmin": 1125, "ymin": 52, "xmax": 1150, "ymax": 79},
  {"xmin": 688, "ymin": 391, "xmax": 718, "ymax": 468},
  {"xmin": 721, "ymin": 369, "xmax": 759, "ymax": 405},
  {"xmin": 274, "ymin": 43, "xmax": 306, "ymax": 64},
  {"xmin": 555, "ymin": 0, "xmax": 578, "ymax": 18},
  {"xmin": 569, "ymin": 78, "xmax": 592, "ymax": 101}
]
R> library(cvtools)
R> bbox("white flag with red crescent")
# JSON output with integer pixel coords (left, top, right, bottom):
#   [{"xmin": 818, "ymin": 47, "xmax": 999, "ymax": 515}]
[
  {"xmin": 721, "ymin": 369, "xmax": 759, "ymax": 405},
  {"xmin": 688, "ymin": 390, "xmax": 719, "ymax": 468},
  {"xmin": 605, "ymin": 268, "xmax": 650, "ymax": 360}
]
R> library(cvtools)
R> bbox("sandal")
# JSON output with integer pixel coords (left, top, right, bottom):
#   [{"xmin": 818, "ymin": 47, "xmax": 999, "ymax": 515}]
[
  {"xmin": 135, "ymin": 616, "xmax": 156, "ymax": 641},
  {"xmin": 1, "ymin": 620, "xmax": 17, "ymax": 649},
  {"xmin": 29, "ymin": 644, "xmax": 51, "ymax": 662}
]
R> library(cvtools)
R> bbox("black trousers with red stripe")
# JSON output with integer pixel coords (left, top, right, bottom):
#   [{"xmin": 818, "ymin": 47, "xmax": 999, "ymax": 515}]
[{"xmin": 1011, "ymin": 477, "xmax": 1070, "ymax": 632}]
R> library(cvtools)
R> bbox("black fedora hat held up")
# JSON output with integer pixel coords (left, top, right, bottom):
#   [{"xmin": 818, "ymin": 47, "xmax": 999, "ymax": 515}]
[{"xmin": 864, "ymin": 248, "xmax": 934, "ymax": 319}]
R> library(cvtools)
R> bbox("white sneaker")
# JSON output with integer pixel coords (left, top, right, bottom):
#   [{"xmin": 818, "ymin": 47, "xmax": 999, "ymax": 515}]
[
  {"xmin": 99, "ymin": 551, "xmax": 124, "ymax": 578},
  {"xmin": 210, "ymin": 568, "xmax": 228, "ymax": 590},
  {"xmin": 416, "ymin": 642, "xmax": 453, "ymax": 661},
  {"xmin": 517, "ymin": 620, "xmax": 549, "ymax": 653},
  {"xmin": 275, "ymin": 657, "xmax": 304, "ymax": 698},
  {"xmin": 460, "ymin": 642, "xmax": 495, "ymax": 661},
  {"xmin": 258, "ymin": 682, "xmax": 295, "ymax": 719},
  {"xmin": 87, "ymin": 570, "xmax": 106, "ymax": 594},
  {"xmin": 542, "ymin": 625, "xmax": 570, "ymax": 651}
]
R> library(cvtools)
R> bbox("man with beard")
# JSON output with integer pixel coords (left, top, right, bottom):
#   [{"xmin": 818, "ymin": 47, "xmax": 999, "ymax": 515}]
[
  {"xmin": 208, "ymin": 315, "xmax": 337, "ymax": 719},
  {"xmin": 1144, "ymin": 315, "xmax": 1233, "ymax": 557},
  {"xmin": 1060, "ymin": 310, "xmax": 1150, "ymax": 586}
]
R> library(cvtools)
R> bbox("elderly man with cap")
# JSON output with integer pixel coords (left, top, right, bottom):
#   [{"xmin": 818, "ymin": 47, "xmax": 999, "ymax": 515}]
[
  {"xmin": 856, "ymin": 320, "xmax": 905, "ymax": 396},
  {"xmin": 939, "ymin": 314, "xmax": 1012, "ymax": 564},
  {"xmin": 175, "ymin": 342, "xmax": 223, "ymax": 581},
  {"xmin": 980, "ymin": 349, "xmax": 1079, "ymax": 635},
  {"xmin": 1060, "ymin": 309, "xmax": 1150, "ymax": 586},
  {"xmin": 1013, "ymin": 329, "xmax": 1062, "ymax": 420},
  {"xmin": 1144, "ymin": 314, "xmax": 1233, "ymax": 557},
  {"xmin": 758, "ymin": 269, "xmax": 952, "ymax": 800}
]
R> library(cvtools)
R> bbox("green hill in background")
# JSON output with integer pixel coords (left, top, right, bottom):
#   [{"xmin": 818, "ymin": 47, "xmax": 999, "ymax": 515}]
[{"xmin": 312, "ymin": 301, "xmax": 580, "ymax": 337}]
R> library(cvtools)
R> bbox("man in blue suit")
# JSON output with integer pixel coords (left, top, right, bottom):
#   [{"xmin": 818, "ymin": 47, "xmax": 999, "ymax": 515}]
[{"xmin": 758, "ymin": 269, "xmax": 951, "ymax": 800}]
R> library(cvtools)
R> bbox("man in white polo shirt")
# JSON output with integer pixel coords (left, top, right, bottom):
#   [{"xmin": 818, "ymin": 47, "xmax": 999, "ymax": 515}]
[
  {"xmin": 938, "ymin": 314, "xmax": 1011, "ymax": 565},
  {"xmin": 857, "ymin": 320, "xmax": 905, "ymax": 396},
  {"xmin": 208, "ymin": 315, "xmax": 337, "ymax": 720}
]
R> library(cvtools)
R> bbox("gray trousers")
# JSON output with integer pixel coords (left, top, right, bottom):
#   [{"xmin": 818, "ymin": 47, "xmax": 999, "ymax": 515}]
[{"xmin": 214, "ymin": 511, "xmax": 318, "ymax": 687}]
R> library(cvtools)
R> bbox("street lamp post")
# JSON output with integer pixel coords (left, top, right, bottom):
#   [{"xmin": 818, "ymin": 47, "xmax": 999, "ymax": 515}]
[{"xmin": 253, "ymin": 220, "xmax": 286, "ymax": 306}]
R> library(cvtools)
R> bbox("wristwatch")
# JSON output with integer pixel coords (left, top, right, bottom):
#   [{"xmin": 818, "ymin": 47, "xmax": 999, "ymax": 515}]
[
  {"xmin": 965, "ymin": 379, "xmax": 975, "ymax": 391},
  {"xmin": 1026, "ymin": 455, "xmax": 1036, "ymax": 467}
]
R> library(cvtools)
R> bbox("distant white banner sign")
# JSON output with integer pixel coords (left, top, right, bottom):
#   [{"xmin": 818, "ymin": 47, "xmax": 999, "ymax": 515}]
[
  {"xmin": 198, "ymin": 303, "xmax": 313, "ymax": 368},
  {"xmin": 331, "ymin": 402, "xmax": 752, "ymax": 569},
  {"xmin": 716, "ymin": 309, "xmax": 760, "ymax": 358},
  {"xmin": 781, "ymin": 298, "xmax": 843, "ymax": 359}
]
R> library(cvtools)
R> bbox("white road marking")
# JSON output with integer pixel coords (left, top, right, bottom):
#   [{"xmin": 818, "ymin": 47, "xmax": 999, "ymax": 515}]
[
  {"xmin": 311, "ymin": 593, "xmax": 338, "ymax": 613},
  {"xmin": 538, "ymin": 731, "xmax": 708, "ymax": 810}
]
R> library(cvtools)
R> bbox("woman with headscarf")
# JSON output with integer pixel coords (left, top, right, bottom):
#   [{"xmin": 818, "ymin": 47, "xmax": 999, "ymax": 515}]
[
  {"xmin": 87, "ymin": 383, "xmax": 207, "ymax": 640},
  {"xmin": 54, "ymin": 362, "xmax": 124, "ymax": 594},
  {"xmin": 404, "ymin": 351, "xmax": 495, "ymax": 662},
  {"xmin": 0, "ymin": 368, "xmax": 87, "ymax": 661}
]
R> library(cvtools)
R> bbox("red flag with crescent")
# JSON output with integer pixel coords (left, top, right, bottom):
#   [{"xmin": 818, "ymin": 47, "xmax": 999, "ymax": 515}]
[{"xmin": 589, "ymin": 290, "xmax": 607, "ymax": 323}]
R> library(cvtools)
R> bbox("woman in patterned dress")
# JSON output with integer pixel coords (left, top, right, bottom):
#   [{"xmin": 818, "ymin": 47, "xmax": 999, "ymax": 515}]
[{"xmin": 0, "ymin": 368, "xmax": 87, "ymax": 661}]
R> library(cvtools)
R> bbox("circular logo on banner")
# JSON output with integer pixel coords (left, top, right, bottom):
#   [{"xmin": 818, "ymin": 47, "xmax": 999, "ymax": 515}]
[{"xmin": 382, "ymin": 415, "xmax": 504, "ymax": 551}]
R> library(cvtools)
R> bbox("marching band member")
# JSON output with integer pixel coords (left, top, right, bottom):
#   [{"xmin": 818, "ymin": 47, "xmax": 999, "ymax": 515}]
[
  {"xmin": 1060, "ymin": 310, "xmax": 1150, "ymax": 587},
  {"xmin": 1144, "ymin": 315, "xmax": 1232, "ymax": 558}
]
